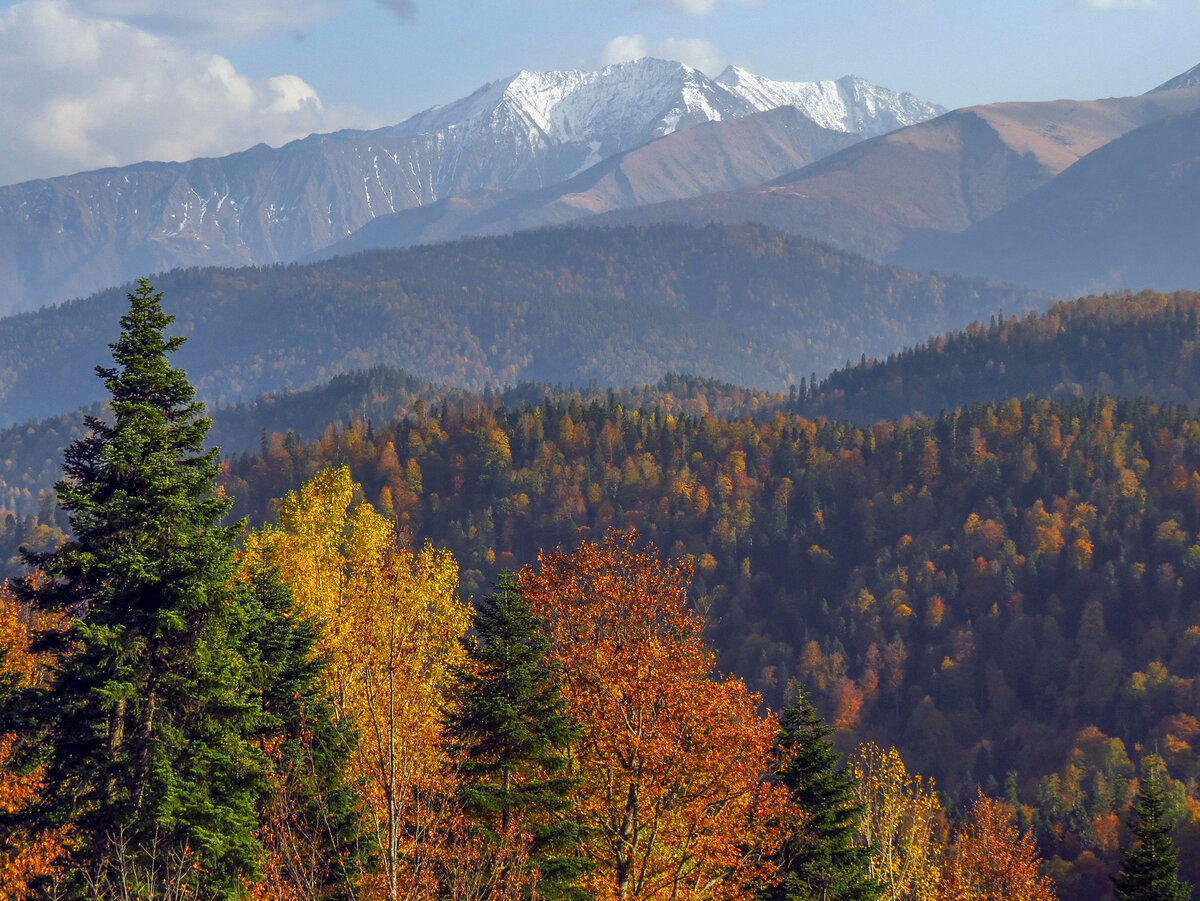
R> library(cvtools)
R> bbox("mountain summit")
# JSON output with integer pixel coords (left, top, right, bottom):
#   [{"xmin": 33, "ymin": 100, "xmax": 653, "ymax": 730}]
[
  {"xmin": 1150, "ymin": 61, "xmax": 1200, "ymax": 92},
  {"xmin": 0, "ymin": 58, "xmax": 942, "ymax": 316}
]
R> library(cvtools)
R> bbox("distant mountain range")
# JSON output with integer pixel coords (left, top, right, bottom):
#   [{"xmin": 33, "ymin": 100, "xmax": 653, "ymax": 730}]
[
  {"xmin": 309, "ymin": 106, "xmax": 863, "ymax": 260},
  {"xmin": 892, "ymin": 104, "xmax": 1200, "ymax": 295},
  {"xmin": 314, "ymin": 62, "xmax": 1200, "ymax": 299},
  {"xmin": 5, "ymin": 56, "xmax": 1200, "ymax": 354},
  {"xmin": 0, "ymin": 59, "xmax": 941, "ymax": 315}
]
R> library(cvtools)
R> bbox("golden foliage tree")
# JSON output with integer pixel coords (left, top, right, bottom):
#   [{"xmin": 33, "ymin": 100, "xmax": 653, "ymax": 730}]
[
  {"xmin": 519, "ymin": 529, "xmax": 789, "ymax": 901},
  {"xmin": 848, "ymin": 743, "xmax": 944, "ymax": 901},
  {"xmin": 245, "ymin": 467, "xmax": 469, "ymax": 901}
]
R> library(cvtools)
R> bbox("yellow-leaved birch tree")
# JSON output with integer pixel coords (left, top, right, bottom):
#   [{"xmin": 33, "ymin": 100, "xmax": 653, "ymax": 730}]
[
  {"xmin": 245, "ymin": 467, "xmax": 469, "ymax": 901},
  {"xmin": 848, "ymin": 743, "xmax": 944, "ymax": 901}
]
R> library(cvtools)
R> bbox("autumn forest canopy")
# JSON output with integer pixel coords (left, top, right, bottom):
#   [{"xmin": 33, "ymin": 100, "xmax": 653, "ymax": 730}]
[{"xmin": 5, "ymin": 277, "xmax": 1200, "ymax": 900}]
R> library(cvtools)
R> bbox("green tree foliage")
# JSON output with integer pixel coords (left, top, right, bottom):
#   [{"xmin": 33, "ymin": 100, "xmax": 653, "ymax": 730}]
[
  {"xmin": 240, "ymin": 559, "xmax": 369, "ymax": 898},
  {"xmin": 798, "ymin": 290, "xmax": 1200, "ymax": 423},
  {"xmin": 764, "ymin": 689, "xmax": 883, "ymax": 901},
  {"xmin": 445, "ymin": 572, "xmax": 588, "ymax": 901},
  {"xmin": 15, "ymin": 281, "xmax": 298, "ymax": 895},
  {"xmin": 1113, "ymin": 758, "xmax": 1191, "ymax": 901}
]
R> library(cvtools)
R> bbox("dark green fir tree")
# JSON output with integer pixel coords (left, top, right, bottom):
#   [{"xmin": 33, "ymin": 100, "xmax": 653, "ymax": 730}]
[
  {"xmin": 444, "ymin": 572, "xmax": 589, "ymax": 901},
  {"xmin": 763, "ymin": 688, "xmax": 883, "ymax": 901},
  {"xmin": 14, "ymin": 280, "xmax": 356, "ymax": 897},
  {"xmin": 1113, "ymin": 757, "xmax": 1191, "ymax": 901}
]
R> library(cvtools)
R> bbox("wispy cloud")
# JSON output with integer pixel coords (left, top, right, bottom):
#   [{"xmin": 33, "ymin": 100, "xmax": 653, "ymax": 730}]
[
  {"xmin": 637, "ymin": 0, "xmax": 761, "ymax": 16},
  {"xmin": 599, "ymin": 34, "xmax": 723, "ymax": 73},
  {"xmin": 1073, "ymin": 0, "xmax": 1158, "ymax": 9},
  {"xmin": 0, "ymin": 0, "xmax": 376, "ymax": 185},
  {"xmin": 75, "ymin": 0, "xmax": 343, "ymax": 42},
  {"xmin": 375, "ymin": 0, "xmax": 416, "ymax": 21}
]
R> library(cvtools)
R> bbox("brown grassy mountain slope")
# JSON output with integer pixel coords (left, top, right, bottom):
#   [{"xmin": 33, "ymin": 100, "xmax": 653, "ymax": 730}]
[
  {"xmin": 589, "ymin": 87, "xmax": 1200, "ymax": 260},
  {"xmin": 892, "ymin": 106, "xmax": 1200, "ymax": 296}
]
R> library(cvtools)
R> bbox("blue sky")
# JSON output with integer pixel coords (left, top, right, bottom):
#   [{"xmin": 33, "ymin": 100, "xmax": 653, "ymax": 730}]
[{"xmin": 1, "ymin": 0, "xmax": 1199, "ymax": 186}]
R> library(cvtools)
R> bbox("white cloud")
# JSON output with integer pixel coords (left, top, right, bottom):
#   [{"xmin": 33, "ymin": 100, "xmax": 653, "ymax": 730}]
[
  {"xmin": 651, "ymin": 0, "xmax": 717, "ymax": 13},
  {"xmin": 656, "ymin": 37, "xmax": 722, "ymax": 73},
  {"xmin": 0, "ymin": 0, "xmax": 377, "ymax": 186},
  {"xmin": 599, "ymin": 34, "xmax": 723, "ymax": 73},
  {"xmin": 599, "ymin": 34, "xmax": 651, "ymax": 65}
]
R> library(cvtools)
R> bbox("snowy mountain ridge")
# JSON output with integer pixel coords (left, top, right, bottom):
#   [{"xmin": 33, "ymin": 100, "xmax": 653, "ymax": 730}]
[
  {"xmin": 715, "ymin": 66, "xmax": 944, "ymax": 137},
  {"xmin": 393, "ymin": 57, "xmax": 944, "ymax": 155}
]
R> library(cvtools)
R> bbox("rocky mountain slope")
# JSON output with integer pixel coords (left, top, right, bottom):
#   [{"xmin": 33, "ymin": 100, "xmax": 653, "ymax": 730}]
[
  {"xmin": 312, "ymin": 106, "xmax": 863, "ymax": 258},
  {"xmin": 0, "ymin": 58, "xmax": 941, "ymax": 315}
]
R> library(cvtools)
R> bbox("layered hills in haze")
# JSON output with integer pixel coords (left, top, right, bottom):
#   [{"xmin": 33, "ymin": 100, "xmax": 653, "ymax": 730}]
[
  {"xmin": 0, "ymin": 59, "xmax": 941, "ymax": 315},
  {"xmin": 0, "ymin": 223, "xmax": 1037, "ymax": 427}
]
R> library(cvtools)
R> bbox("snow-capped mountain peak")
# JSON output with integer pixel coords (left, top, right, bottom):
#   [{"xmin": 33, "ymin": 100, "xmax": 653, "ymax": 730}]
[
  {"xmin": 391, "ymin": 58, "xmax": 942, "ymax": 157},
  {"xmin": 715, "ymin": 65, "xmax": 944, "ymax": 137}
]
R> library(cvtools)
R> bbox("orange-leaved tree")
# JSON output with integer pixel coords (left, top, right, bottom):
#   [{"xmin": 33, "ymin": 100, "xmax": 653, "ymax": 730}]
[
  {"xmin": 936, "ymin": 791, "xmax": 1056, "ymax": 901},
  {"xmin": 245, "ymin": 467, "xmax": 469, "ymax": 901},
  {"xmin": 0, "ymin": 585, "xmax": 69, "ymax": 899},
  {"xmin": 519, "ymin": 529, "xmax": 790, "ymax": 901}
]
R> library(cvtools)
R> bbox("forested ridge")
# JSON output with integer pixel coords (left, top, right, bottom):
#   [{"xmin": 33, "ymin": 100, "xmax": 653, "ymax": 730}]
[
  {"xmin": 801, "ymin": 290, "xmax": 1200, "ymax": 422},
  {"xmin": 0, "ymin": 223, "xmax": 1038, "ymax": 426}
]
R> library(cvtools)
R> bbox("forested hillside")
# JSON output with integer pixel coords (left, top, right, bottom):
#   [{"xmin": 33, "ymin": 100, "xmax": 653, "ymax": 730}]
[
  {"xmin": 0, "ymin": 223, "xmax": 1038, "ymax": 425},
  {"xmin": 219, "ymin": 389, "xmax": 1200, "ymax": 900},
  {"xmin": 8, "ymin": 290, "xmax": 1200, "ymax": 896}
]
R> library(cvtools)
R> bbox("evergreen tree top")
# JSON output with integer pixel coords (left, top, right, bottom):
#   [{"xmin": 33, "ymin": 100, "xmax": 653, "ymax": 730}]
[
  {"xmin": 1114, "ymin": 758, "xmax": 1192, "ymax": 901},
  {"xmin": 31, "ymin": 279, "xmax": 234, "ymax": 610}
]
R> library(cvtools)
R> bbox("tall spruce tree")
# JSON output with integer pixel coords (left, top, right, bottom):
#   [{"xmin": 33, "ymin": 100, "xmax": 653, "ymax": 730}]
[
  {"xmin": 1113, "ymin": 758, "xmax": 1191, "ymax": 901},
  {"xmin": 16, "ymin": 280, "xmax": 290, "ymax": 896},
  {"xmin": 445, "ymin": 572, "xmax": 588, "ymax": 901},
  {"xmin": 763, "ymin": 688, "xmax": 883, "ymax": 901}
]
